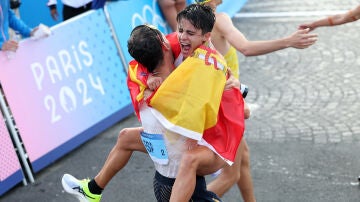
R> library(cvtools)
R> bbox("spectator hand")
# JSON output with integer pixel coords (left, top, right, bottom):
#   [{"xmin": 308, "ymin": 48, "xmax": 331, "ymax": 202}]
[
  {"xmin": 288, "ymin": 28, "xmax": 318, "ymax": 49},
  {"xmin": 50, "ymin": 8, "xmax": 59, "ymax": 21},
  {"xmin": 1, "ymin": 40, "xmax": 19, "ymax": 52},
  {"xmin": 30, "ymin": 27, "xmax": 39, "ymax": 37},
  {"xmin": 31, "ymin": 24, "xmax": 52, "ymax": 40},
  {"xmin": 298, "ymin": 23, "xmax": 315, "ymax": 31}
]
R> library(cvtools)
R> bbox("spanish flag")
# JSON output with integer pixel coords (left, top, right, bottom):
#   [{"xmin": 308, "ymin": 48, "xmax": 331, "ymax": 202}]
[
  {"xmin": 127, "ymin": 32, "xmax": 180, "ymax": 120},
  {"xmin": 203, "ymin": 87, "xmax": 245, "ymax": 164},
  {"xmin": 149, "ymin": 45, "xmax": 245, "ymax": 164},
  {"xmin": 127, "ymin": 60, "xmax": 148, "ymax": 120}
]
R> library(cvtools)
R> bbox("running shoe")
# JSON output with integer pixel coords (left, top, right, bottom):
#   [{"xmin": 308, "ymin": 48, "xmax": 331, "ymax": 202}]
[{"xmin": 62, "ymin": 174, "xmax": 102, "ymax": 202}]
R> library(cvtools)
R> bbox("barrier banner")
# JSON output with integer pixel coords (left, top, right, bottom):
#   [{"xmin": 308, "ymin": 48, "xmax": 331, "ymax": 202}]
[
  {"xmin": 187, "ymin": 0, "xmax": 248, "ymax": 17},
  {"xmin": 0, "ymin": 9, "xmax": 132, "ymax": 172},
  {"xmin": 217, "ymin": 0, "xmax": 248, "ymax": 17},
  {"xmin": 105, "ymin": 0, "xmax": 170, "ymax": 64},
  {"xmin": 0, "ymin": 109, "xmax": 23, "ymax": 196}
]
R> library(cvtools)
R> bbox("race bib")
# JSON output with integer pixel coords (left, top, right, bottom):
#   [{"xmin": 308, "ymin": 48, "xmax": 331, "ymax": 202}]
[{"xmin": 140, "ymin": 131, "xmax": 169, "ymax": 165}]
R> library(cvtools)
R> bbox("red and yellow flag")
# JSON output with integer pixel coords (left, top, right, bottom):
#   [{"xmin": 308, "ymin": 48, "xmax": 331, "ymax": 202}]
[
  {"xmin": 149, "ymin": 45, "xmax": 245, "ymax": 164},
  {"xmin": 127, "ymin": 60, "xmax": 148, "ymax": 120},
  {"xmin": 127, "ymin": 45, "xmax": 245, "ymax": 164},
  {"xmin": 149, "ymin": 45, "xmax": 228, "ymax": 140}
]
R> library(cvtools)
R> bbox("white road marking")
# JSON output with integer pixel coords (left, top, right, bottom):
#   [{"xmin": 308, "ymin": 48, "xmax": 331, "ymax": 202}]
[{"xmin": 234, "ymin": 11, "xmax": 347, "ymax": 18}]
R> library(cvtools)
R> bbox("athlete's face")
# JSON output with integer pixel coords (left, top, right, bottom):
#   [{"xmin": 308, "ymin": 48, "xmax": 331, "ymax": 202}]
[{"xmin": 177, "ymin": 19, "xmax": 208, "ymax": 59}]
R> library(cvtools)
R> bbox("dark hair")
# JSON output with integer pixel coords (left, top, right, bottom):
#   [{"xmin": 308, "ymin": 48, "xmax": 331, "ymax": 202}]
[
  {"xmin": 127, "ymin": 25, "xmax": 164, "ymax": 73},
  {"xmin": 176, "ymin": 4, "xmax": 215, "ymax": 34},
  {"xmin": 10, "ymin": 0, "xmax": 21, "ymax": 9}
]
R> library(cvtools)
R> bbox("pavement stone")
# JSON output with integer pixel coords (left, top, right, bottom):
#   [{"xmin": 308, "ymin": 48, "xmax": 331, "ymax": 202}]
[{"xmin": 1, "ymin": 0, "xmax": 360, "ymax": 202}]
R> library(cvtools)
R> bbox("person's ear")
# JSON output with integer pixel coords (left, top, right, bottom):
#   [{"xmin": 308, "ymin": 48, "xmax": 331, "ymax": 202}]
[{"xmin": 203, "ymin": 32, "xmax": 211, "ymax": 42}]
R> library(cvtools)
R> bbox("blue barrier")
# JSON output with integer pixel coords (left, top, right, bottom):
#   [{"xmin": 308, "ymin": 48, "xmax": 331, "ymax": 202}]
[
  {"xmin": 104, "ymin": 0, "xmax": 171, "ymax": 65},
  {"xmin": 0, "ymin": 9, "xmax": 132, "ymax": 173},
  {"xmin": 217, "ymin": 0, "xmax": 247, "ymax": 17},
  {"xmin": 187, "ymin": 0, "xmax": 248, "ymax": 17},
  {"xmin": 20, "ymin": 0, "xmax": 63, "ymax": 28},
  {"xmin": 19, "ymin": 0, "xmax": 247, "ymax": 33}
]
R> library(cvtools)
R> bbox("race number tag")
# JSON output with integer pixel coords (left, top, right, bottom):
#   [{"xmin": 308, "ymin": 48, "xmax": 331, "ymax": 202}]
[{"xmin": 140, "ymin": 131, "xmax": 169, "ymax": 165}]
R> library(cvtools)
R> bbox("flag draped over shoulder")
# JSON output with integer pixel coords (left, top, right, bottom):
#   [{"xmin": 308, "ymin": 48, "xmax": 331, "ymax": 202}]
[
  {"xmin": 149, "ymin": 45, "xmax": 245, "ymax": 164},
  {"xmin": 203, "ymin": 88, "xmax": 245, "ymax": 164},
  {"xmin": 127, "ymin": 60, "xmax": 148, "ymax": 120},
  {"xmin": 127, "ymin": 43, "xmax": 245, "ymax": 164},
  {"xmin": 149, "ymin": 45, "xmax": 228, "ymax": 140},
  {"xmin": 127, "ymin": 33, "xmax": 180, "ymax": 120}
]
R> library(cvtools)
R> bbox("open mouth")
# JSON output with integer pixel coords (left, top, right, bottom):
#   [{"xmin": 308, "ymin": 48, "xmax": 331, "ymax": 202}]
[{"xmin": 181, "ymin": 43, "xmax": 191, "ymax": 57}]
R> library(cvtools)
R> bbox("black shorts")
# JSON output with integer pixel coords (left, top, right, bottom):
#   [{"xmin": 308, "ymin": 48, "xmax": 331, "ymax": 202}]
[{"xmin": 153, "ymin": 171, "xmax": 221, "ymax": 202}]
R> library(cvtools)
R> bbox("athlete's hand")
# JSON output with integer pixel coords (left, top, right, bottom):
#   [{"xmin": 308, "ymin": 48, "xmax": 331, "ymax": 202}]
[
  {"xmin": 147, "ymin": 75, "xmax": 163, "ymax": 90},
  {"xmin": 225, "ymin": 74, "xmax": 240, "ymax": 90},
  {"xmin": 287, "ymin": 28, "xmax": 318, "ymax": 49},
  {"xmin": 143, "ymin": 89, "xmax": 153, "ymax": 101},
  {"xmin": 244, "ymin": 100, "xmax": 251, "ymax": 119},
  {"xmin": 185, "ymin": 138, "xmax": 198, "ymax": 150}
]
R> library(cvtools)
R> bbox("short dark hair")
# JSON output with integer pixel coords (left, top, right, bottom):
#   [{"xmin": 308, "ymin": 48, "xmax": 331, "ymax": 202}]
[
  {"xmin": 127, "ymin": 25, "xmax": 164, "ymax": 73},
  {"xmin": 176, "ymin": 4, "xmax": 215, "ymax": 34}
]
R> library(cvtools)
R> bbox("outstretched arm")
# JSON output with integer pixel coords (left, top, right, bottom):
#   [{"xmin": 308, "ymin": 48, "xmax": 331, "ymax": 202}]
[
  {"xmin": 216, "ymin": 13, "xmax": 318, "ymax": 56},
  {"xmin": 299, "ymin": 4, "xmax": 360, "ymax": 31}
]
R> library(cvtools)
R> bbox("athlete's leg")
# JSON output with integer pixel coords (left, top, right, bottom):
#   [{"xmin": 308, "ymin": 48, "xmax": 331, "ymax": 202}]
[
  {"xmin": 237, "ymin": 140, "xmax": 256, "ymax": 202},
  {"xmin": 237, "ymin": 101, "xmax": 256, "ymax": 201},
  {"xmin": 207, "ymin": 140, "xmax": 244, "ymax": 197},
  {"xmin": 153, "ymin": 170, "xmax": 222, "ymax": 202},
  {"xmin": 207, "ymin": 100, "xmax": 254, "ymax": 199},
  {"xmin": 94, "ymin": 127, "xmax": 146, "ymax": 188},
  {"xmin": 62, "ymin": 127, "xmax": 147, "ymax": 201},
  {"xmin": 170, "ymin": 146, "xmax": 226, "ymax": 202}
]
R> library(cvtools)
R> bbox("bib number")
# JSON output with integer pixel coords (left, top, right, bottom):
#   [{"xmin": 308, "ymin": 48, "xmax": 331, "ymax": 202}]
[{"xmin": 141, "ymin": 131, "xmax": 169, "ymax": 165}]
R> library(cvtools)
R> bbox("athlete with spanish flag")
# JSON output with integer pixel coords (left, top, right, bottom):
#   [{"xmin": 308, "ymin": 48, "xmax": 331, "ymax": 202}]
[
  {"xmin": 128, "ymin": 4, "xmax": 245, "ymax": 202},
  {"xmin": 61, "ymin": 3, "xmax": 244, "ymax": 202}
]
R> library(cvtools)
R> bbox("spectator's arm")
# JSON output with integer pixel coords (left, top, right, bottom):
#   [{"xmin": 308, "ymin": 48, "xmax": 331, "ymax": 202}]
[
  {"xmin": 8, "ymin": 9, "xmax": 31, "ymax": 37},
  {"xmin": 299, "ymin": 5, "xmax": 360, "ymax": 31},
  {"xmin": 47, "ymin": 0, "xmax": 58, "ymax": 20}
]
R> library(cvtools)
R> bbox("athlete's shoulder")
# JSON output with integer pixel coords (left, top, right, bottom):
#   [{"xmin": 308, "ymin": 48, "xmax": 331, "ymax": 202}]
[
  {"xmin": 166, "ymin": 32, "xmax": 178, "ymax": 41},
  {"xmin": 128, "ymin": 60, "xmax": 150, "ymax": 80},
  {"xmin": 215, "ymin": 12, "xmax": 233, "ymax": 27},
  {"xmin": 166, "ymin": 32, "xmax": 181, "ymax": 59},
  {"xmin": 129, "ymin": 60, "xmax": 147, "ymax": 71}
]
